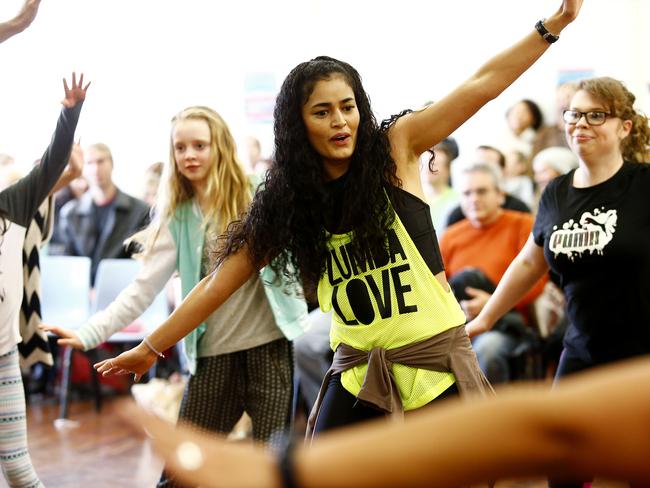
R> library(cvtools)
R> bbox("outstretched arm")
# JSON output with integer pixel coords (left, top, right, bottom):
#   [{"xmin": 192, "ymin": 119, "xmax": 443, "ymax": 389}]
[
  {"xmin": 390, "ymin": 0, "xmax": 583, "ymax": 165},
  {"xmin": 0, "ymin": 73, "xmax": 89, "ymax": 226},
  {"xmin": 0, "ymin": 0, "xmax": 41, "ymax": 44},
  {"xmin": 94, "ymin": 248, "xmax": 258, "ymax": 379},
  {"xmin": 466, "ymin": 235, "xmax": 549, "ymax": 338},
  {"xmin": 120, "ymin": 357, "xmax": 650, "ymax": 488}
]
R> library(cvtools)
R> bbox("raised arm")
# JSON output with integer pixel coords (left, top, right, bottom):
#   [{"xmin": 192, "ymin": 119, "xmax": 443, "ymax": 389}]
[
  {"xmin": 0, "ymin": 0, "xmax": 41, "ymax": 44},
  {"xmin": 94, "ymin": 248, "xmax": 258, "ymax": 379},
  {"xmin": 0, "ymin": 73, "xmax": 89, "ymax": 226},
  {"xmin": 466, "ymin": 235, "xmax": 549, "ymax": 338},
  {"xmin": 389, "ymin": 0, "xmax": 582, "ymax": 164}
]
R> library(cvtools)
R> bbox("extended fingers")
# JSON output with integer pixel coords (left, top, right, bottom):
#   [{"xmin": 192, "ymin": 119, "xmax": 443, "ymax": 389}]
[{"xmin": 94, "ymin": 359, "xmax": 113, "ymax": 373}]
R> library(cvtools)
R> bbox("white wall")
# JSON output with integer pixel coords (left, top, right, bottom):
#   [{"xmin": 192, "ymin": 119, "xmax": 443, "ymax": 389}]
[{"xmin": 1, "ymin": 0, "xmax": 649, "ymax": 196}]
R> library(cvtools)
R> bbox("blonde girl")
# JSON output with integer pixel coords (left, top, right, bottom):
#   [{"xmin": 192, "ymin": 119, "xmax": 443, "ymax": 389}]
[{"xmin": 46, "ymin": 106, "xmax": 308, "ymax": 487}]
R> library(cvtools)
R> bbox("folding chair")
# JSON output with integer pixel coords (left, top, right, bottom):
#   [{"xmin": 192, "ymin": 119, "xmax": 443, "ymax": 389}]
[{"xmin": 40, "ymin": 255, "xmax": 94, "ymax": 419}]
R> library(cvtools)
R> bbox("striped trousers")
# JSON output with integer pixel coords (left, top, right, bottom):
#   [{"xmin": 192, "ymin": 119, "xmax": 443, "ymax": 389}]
[{"xmin": 0, "ymin": 348, "xmax": 43, "ymax": 488}]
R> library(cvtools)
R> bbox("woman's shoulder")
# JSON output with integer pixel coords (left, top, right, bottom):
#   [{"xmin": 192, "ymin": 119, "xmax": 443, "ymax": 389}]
[
  {"xmin": 545, "ymin": 170, "xmax": 574, "ymax": 195},
  {"xmin": 624, "ymin": 161, "xmax": 650, "ymax": 176}
]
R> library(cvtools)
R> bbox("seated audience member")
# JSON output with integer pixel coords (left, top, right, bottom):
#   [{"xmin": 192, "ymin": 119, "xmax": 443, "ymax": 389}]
[
  {"xmin": 245, "ymin": 136, "xmax": 271, "ymax": 174},
  {"xmin": 499, "ymin": 98, "xmax": 544, "ymax": 164},
  {"xmin": 141, "ymin": 161, "xmax": 164, "ymax": 207},
  {"xmin": 59, "ymin": 143, "xmax": 149, "ymax": 284},
  {"xmin": 440, "ymin": 162, "xmax": 547, "ymax": 383},
  {"xmin": 531, "ymin": 81, "xmax": 578, "ymax": 157},
  {"xmin": 530, "ymin": 146, "xmax": 578, "ymax": 373},
  {"xmin": 294, "ymin": 309, "xmax": 333, "ymax": 413},
  {"xmin": 445, "ymin": 145, "xmax": 531, "ymax": 227},
  {"xmin": 532, "ymin": 145, "xmax": 579, "ymax": 196},
  {"xmin": 47, "ymin": 174, "xmax": 88, "ymax": 254},
  {"xmin": 421, "ymin": 137, "xmax": 460, "ymax": 232},
  {"xmin": 502, "ymin": 149, "xmax": 535, "ymax": 208}
]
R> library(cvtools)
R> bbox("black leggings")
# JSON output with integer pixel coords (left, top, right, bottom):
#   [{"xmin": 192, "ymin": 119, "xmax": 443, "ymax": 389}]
[
  {"xmin": 548, "ymin": 348, "xmax": 594, "ymax": 488},
  {"xmin": 313, "ymin": 373, "xmax": 459, "ymax": 435}
]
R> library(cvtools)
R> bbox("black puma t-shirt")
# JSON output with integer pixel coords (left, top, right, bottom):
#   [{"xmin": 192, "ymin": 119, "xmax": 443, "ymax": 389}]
[{"xmin": 533, "ymin": 161, "xmax": 650, "ymax": 363}]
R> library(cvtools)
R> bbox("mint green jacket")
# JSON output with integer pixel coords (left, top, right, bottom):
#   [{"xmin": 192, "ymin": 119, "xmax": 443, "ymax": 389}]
[{"xmin": 169, "ymin": 184, "xmax": 309, "ymax": 374}]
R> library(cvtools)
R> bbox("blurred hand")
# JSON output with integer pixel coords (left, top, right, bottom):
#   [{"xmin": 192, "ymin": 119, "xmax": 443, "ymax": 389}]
[
  {"xmin": 39, "ymin": 323, "xmax": 83, "ymax": 349},
  {"xmin": 465, "ymin": 315, "xmax": 491, "ymax": 339},
  {"xmin": 67, "ymin": 142, "xmax": 84, "ymax": 178},
  {"xmin": 117, "ymin": 400, "xmax": 277, "ymax": 488},
  {"xmin": 459, "ymin": 286, "xmax": 491, "ymax": 320}
]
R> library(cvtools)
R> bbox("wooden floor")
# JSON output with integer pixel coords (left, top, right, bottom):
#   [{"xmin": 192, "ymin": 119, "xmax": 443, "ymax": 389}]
[
  {"xmin": 1, "ymin": 393, "xmax": 628, "ymax": 488},
  {"xmin": 15, "ymin": 394, "xmax": 164, "ymax": 488}
]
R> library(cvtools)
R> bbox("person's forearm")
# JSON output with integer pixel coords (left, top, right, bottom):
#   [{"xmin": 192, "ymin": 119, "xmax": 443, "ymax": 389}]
[
  {"xmin": 77, "ymin": 228, "xmax": 178, "ymax": 350},
  {"xmin": 297, "ymin": 396, "xmax": 560, "ymax": 487},
  {"xmin": 50, "ymin": 165, "xmax": 81, "ymax": 195},
  {"xmin": 469, "ymin": 250, "xmax": 547, "ymax": 336},
  {"xmin": 296, "ymin": 357, "xmax": 650, "ymax": 487},
  {"xmin": 0, "ymin": 19, "xmax": 23, "ymax": 43},
  {"xmin": 146, "ymin": 249, "xmax": 255, "ymax": 352},
  {"xmin": 0, "ymin": 104, "xmax": 82, "ymax": 226},
  {"xmin": 472, "ymin": 10, "xmax": 573, "ymax": 101},
  {"xmin": 0, "ymin": 1, "xmax": 40, "ymax": 43}
]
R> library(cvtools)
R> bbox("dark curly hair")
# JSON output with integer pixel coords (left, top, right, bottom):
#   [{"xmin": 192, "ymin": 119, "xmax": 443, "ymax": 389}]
[{"xmin": 216, "ymin": 56, "xmax": 402, "ymax": 296}]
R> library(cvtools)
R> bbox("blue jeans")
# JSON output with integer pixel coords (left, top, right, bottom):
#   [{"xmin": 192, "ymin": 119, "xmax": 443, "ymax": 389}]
[{"xmin": 471, "ymin": 330, "xmax": 518, "ymax": 384}]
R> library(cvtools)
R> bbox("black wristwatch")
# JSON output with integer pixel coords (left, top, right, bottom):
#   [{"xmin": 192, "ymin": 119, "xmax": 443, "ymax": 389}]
[{"xmin": 535, "ymin": 19, "xmax": 559, "ymax": 44}]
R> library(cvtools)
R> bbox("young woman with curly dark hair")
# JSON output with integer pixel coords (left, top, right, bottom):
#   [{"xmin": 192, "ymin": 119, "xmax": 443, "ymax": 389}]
[{"xmin": 97, "ymin": 0, "xmax": 583, "ymax": 435}]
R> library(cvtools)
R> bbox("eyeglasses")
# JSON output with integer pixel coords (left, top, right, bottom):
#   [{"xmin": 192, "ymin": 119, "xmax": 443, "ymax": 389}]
[{"xmin": 562, "ymin": 110, "xmax": 611, "ymax": 126}]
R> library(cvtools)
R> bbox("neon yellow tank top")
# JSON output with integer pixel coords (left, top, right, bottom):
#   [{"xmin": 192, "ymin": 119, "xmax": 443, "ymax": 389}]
[{"xmin": 318, "ymin": 210, "xmax": 466, "ymax": 410}]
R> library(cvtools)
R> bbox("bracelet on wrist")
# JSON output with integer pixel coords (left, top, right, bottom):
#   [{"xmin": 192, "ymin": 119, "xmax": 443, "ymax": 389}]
[
  {"xmin": 535, "ymin": 18, "xmax": 559, "ymax": 44},
  {"xmin": 143, "ymin": 336, "xmax": 165, "ymax": 358}
]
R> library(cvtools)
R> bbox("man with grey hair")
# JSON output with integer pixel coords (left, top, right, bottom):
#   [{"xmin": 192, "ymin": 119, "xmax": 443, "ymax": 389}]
[
  {"xmin": 440, "ymin": 162, "xmax": 547, "ymax": 383},
  {"xmin": 445, "ymin": 145, "xmax": 531, "ymax": 228}
]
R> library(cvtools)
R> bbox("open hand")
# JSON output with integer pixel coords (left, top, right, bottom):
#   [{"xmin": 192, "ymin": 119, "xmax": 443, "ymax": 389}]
[
  {"xmin": 40, "ymin": 323, "xmax": 83, "ymax": 349},
  {"xmin": 94, "ymin": 342, "xmax": 157, "ymax": 382},
  {"xmin": 62, "ymin": 72, "xmax": 90, "ymax": 108}
]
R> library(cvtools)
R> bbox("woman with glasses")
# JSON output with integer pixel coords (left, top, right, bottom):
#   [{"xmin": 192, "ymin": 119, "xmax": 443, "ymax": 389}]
[{"xmin": 466, "ymin": 76, "xmax": 650, "ymax": 486}]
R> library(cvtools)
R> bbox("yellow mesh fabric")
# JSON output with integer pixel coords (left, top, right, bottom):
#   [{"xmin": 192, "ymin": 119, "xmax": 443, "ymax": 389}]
[{"xmin": 318, "ymin": 211, "xmax": 466, "ymax": 410}]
